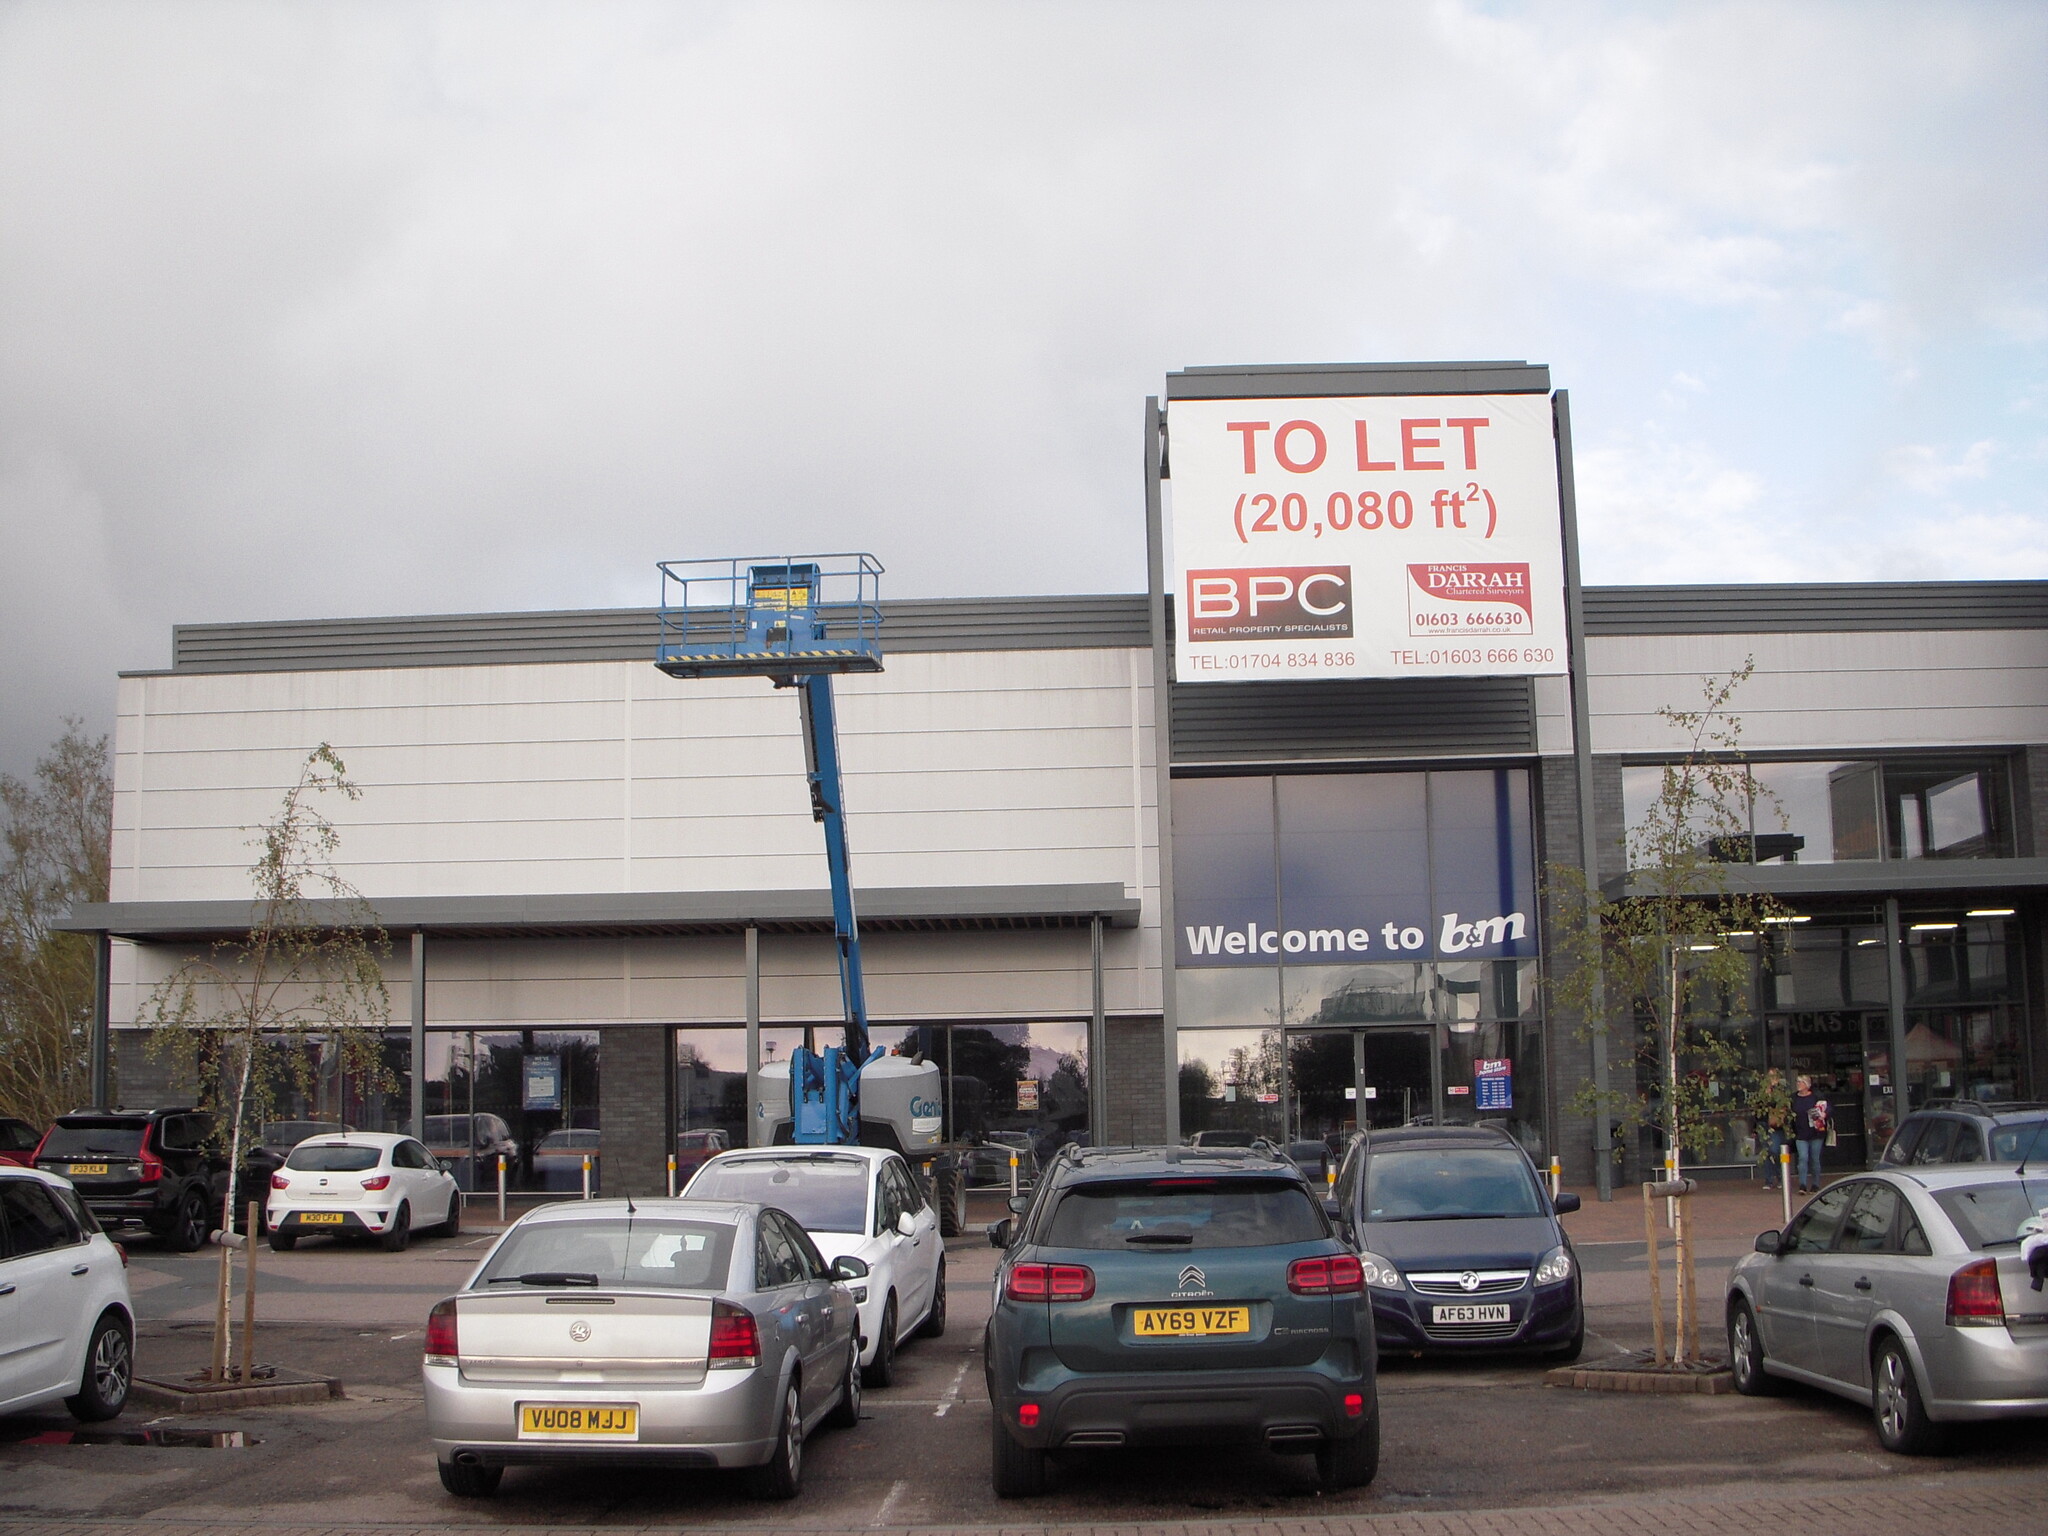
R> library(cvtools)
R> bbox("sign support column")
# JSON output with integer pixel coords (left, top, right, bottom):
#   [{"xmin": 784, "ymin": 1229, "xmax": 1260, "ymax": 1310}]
[
  {"xmin": 1146, "ymin": 395, "xmax": 1181, "ymax": 1143},
  {"xmin": 1555, "ymin": 391, "xmax": 1611, "ymax": 1201}
]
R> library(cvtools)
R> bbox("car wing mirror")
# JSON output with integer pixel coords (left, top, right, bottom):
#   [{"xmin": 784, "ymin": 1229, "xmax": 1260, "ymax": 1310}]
[
  {"xmin": 1322, "ymin": 1197, "xmax": 1342, "ymax": 1221},
  {"xmin": 1755, "ymin": 1229, "xmax": 1784, "ymax": 1255},
  {"xmin": 830, "ymin": 1255, "xmax": 870, "ymax": 1281},
  {"xmin": 1553, "ymin": 1192, "xmax": 1582, "ymax": 1215},
  {"xmin": 989, "ymin": 1217, "xmax": 1013, "ymax": 1249},
  {"xmin": 1007, "ymin": 1195, "xmax": 1031, "ymax": 1215},
  {"xmin": 896, "ymin": 1210, "xmax": 917, "ymax": 1238}
]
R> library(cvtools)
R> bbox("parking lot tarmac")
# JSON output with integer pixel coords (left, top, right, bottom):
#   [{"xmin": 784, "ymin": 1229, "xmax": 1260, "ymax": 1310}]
[{"xmin": 2, "ymin": 1195, "xmax": 2044, "ymax": 1533}]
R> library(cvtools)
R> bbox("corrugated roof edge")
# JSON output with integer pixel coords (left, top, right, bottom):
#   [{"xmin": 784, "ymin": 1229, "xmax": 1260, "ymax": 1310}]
[{"xmin": 131, "ymin": 582, "xmax": 2048, "ymax": 677}]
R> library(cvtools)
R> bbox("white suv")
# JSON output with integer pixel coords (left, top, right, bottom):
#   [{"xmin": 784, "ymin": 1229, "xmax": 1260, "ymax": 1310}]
[{"xmin": 0, "ymin": 1166, "xmax": 136, "ymax": 1420}]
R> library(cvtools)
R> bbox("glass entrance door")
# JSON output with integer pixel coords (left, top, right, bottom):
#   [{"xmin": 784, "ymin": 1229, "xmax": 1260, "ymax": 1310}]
[{"xmin": 1287, "ymin": 1026, "xmax": 1440, "ymax": 1144}]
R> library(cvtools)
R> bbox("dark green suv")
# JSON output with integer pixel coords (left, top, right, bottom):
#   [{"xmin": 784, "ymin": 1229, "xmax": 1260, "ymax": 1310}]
[{"xmin": 983, "ymin": 1145, "xmax": 1377, "ymax": 1497}]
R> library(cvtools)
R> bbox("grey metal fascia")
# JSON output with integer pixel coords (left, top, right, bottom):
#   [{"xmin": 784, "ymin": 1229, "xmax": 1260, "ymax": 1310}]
[
  {"xmin": 1600, "ymin": 858, "xmax": 2048, "ymax": 903},
  {"xmin": 55, "ymin": 883, "xmax": 1144, "ymax": 941},
  {"xmin": 1583, "ymin": 582, "xmax": 2048, "ymax": 633},
  {"xmin": 1166, "ymin": 361, "xmax": 1550, "ymax": 399}
]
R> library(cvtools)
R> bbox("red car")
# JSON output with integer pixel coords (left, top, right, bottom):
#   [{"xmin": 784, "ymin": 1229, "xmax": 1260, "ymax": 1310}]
[{"xmin": 0, "ymin": 1116, "xmax": 44, "ymax": 1168}]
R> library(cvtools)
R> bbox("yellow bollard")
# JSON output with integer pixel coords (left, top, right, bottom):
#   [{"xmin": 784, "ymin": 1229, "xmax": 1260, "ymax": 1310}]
[
  {"xmin": 497, "ymin": 1154, "xmax": 507, "ymax": 1223},
  {"xmin": 668, "ymin": 1153, "xmax": 678, "ymax": 1199},
  {"xmin": 1780, "ymin": 1146, "xmax": 1793, "ymax": 1226},
  {"xmin": 1009, "ymin": 1152, "xmax": 1019, "ymax": 1199},
  {"xmin": 582, "ymin": 1153, "xmax": 592, "ymax": 1200},
  {"xmin": 1549, "ymin": 1156, "xmax": 1562, "ymax": 1198}
]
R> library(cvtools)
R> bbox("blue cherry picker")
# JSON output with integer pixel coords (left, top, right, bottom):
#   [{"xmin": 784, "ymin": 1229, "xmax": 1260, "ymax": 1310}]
[{"xmin": 655, "ymin": 556, "xmax": 964, "ymax": 1226}]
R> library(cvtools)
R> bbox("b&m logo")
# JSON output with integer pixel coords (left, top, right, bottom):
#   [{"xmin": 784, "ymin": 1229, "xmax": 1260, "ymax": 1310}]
[{"xmin": 1186, "ymin": 566, "xmax": 1353, "ymax": 641}]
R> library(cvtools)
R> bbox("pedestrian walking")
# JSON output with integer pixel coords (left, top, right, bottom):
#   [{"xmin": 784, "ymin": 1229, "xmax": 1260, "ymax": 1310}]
[
  {"xmin": 1753, "ymin": 1069, "xmax": 1791, "ymax": 1190},
  {"xmin": 1790, "ymin": 1074, "xmax": 1829, "ymax": 1193}
]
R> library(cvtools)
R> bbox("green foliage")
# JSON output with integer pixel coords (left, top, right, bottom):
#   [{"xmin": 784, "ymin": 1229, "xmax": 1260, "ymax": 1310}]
[
  {"xmin": 0, "ymin": 721, "xmax": 111, "ymax": 1128},
  {"xmin": 1547, "ymin": 661, "xmax": 1791, "ymax": 1165},
  {"xmin": 144, "ymin": 745, "xmax": 394, "ymax": 1224}
]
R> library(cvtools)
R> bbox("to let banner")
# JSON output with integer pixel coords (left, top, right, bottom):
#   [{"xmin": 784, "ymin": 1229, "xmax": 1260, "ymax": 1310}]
[{"xmin": 1168, "ymin": 394, "xmax": 1568, "ymax": 681}]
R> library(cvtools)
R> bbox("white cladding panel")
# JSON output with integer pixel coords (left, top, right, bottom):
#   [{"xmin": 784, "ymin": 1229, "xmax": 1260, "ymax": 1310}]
[
  {"xmin": 1588, "ymin": 629, "xmax": 2048, "ymax": 755},
  {"xmin": 111, "ymin": 649, "xmax": 1157, "ymax": 908}
]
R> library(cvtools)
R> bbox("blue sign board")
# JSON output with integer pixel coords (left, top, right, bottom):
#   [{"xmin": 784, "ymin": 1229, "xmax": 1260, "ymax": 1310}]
[
  {"xmin": 1174, "ymin": 768, "xmax": 1538, "ymax": 968},
  {"xmin": 523, "ymin": 1054, "xmax": 562, "ymax": 1111},
  {"xmin": 1474, "ymin": 1057, "xmax": 1513, "ymax": 1111}
]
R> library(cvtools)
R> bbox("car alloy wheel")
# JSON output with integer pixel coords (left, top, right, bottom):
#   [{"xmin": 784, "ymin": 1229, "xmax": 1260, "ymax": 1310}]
[
  {"xmin": 748, "ymin": 1382, "xmax": 804, "ymax": 1499},
  {"xmin": 867, "ymin": 1297, "xmax": 897, "ymax": 1386},
  {"xmin": 66, "ymin": 1313, "xmax": 132, "ymax": 1421},
  {"xmin": 170, "ymin": 1191, "xmax": 209, "ymax": 1253},
  {"xmin": 1872, "ymin": 1339, "xmax": 1941, "ymax": 1455},
  {"xmin": 829, "ymin": 1338, "xmax": 862, "ymax": 1428}
]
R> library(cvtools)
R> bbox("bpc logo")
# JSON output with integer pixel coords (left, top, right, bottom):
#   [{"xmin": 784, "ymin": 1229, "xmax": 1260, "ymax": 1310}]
[{"xmin": 1185, "ymin": 566, "xmax": 1353, "ymax": 642}]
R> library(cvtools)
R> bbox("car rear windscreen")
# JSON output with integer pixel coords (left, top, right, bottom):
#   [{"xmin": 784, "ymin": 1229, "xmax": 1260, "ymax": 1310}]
[
  {"xmin": 40, "ymin": 1124, "xmax": 145, "ymax": 1159},
  {"xmin": 475, "ymin": 1218, "xmax": 737, "ymax": 1291},
  {"xmin": 1364, "ymin": 1147, "xmax": 1547, "ymax": 1221},
  {"xmin": 285, "ymin": 1144, "xmax": 383, "ymax": 1172},
  {"xmin": 687, "ymin": 1155, "xmax": 870, "ymax": 1233},
  {"xmin": 1989, "ymin": 1120, "xmax": 2048, "ymax": 1163},
  {"xmin": 1932, "ymin": 1178, "xmax": 2048, "ymax": 1250},
  {"xmin": 1044, "ymin": 1178, "xmax": 1326, "ymax": 1249}
]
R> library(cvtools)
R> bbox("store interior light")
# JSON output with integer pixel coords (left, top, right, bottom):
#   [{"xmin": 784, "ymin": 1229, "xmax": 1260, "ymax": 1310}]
[
  {"xmin": 1966, "ymin": 908, "xmax": 2015, "ymax": 918},
  {"xmin": 1687, "ymin": 943, "xmax": 1719, "ymax": 952},
  {"xmin": 1856, "ymin": 938, "xmax": 1882, "ymax": 947},
  {"xmin": 1721, "ymin": 930, "xmax": 1756, "ymax": 939},
  {"xmin": 1909, "ymin": 922, "xmax": 1959, "ymax": 932},
  {"xmin": 1761, "ymin": 915, "xmax": 1810, "ymax": 925}
]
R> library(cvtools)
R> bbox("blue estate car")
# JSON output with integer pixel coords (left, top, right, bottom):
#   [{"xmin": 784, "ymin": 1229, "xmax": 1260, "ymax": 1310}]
[
  {"xmin": 984, "ymin": 1145, "xmax": 1378, "ymax": 1497},
  {"xmin": 1331, "ymin": 1126, "xmax": 1583, "ymax": 1360}
]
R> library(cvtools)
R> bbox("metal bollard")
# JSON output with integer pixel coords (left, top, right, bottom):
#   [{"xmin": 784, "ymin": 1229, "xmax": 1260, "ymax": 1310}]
[
  {"xmin": 668, "ymin": 1153, "xmax": 678, "ymax": 1199},
  {"xmin": 582, "ymin": 1154, "xmax": 592, "ymax": 1200},
  {"xmin": 1009, "ymin": 1152, "xmax": 1019, "ymax": 1199},
  {"xmin": 1780, "ymin": 1146, "xmax": 1793, "ymax": 1225},
  {"xmin": 497, "ymin": 1154, "xmax": 507, "ymax": 1223},
  {"xmin": 1549, "ymin": 1156, "xmax": 1562, "ymax": 1198}
]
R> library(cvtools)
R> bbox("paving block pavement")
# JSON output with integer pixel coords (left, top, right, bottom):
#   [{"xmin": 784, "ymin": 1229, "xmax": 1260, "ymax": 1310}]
[{"xmin": 0, "ymin": 1478, "xmax": 2039, "ymax": 1536}]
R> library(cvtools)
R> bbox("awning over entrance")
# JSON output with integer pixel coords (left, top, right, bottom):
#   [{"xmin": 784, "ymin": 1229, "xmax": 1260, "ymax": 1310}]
[{"xmin": 55, "ymin": 882, "xmax": 1143, "ymax": 943}]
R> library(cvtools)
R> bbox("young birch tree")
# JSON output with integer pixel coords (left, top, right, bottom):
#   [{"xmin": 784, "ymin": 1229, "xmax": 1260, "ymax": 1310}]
[
  {"xmin": 1548, "ymin": 660, "xmax": 1791, "ymax": 1174},
  {"xmin": 144, "ymin": 744, "xmax": 393, "ymax": 1246}
]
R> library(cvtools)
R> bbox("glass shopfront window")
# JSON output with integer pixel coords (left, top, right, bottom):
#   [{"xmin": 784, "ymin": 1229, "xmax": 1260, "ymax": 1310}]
[
  {"xmin": 424, "ymin": 1029, "xmax": 600, "ymax": 1193},
  {"xmin": 677, "ymin": 1020, "xmax": 1090, "ymax": 1184},
  {"xmin": 1179, "ymin": 1027, "xmax": 1286, "ymax": 1145},
  {"xmin": 1622, "ymin": 756, "xmax": 2015, "ymax": 865}
]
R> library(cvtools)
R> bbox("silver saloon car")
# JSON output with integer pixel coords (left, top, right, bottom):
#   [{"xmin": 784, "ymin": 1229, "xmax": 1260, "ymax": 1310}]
[
  {"xmin": 1726, "ymin": 1167, "xmax": 2048, "ymax": 1453},
  {"xmin": 423, "ymin": 1198, "xmax": 864, "ymax": 1499}
]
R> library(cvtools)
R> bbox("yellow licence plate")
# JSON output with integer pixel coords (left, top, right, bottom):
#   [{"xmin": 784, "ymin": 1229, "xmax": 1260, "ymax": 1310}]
[
  {"xmin": 297, "ymin": 1211, "xmax": 345, "ymax": 1225},
  {"xmin": 1133, "ymin": 1306, "xmax": 1250, "ymax": 1337},
  {"xmin": 68, "ymin": 1164, "xmax": 109, "ymax": 1176},
  {"xmin": 519, "ymin": 1404, "xmax": 638, "ymax": 1439}
]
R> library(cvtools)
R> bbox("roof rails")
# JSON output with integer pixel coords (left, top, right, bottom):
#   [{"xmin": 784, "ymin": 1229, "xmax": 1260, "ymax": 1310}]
[{"xmin": 1917, "ymin": 1099, "xmax": 2048, "ymax": 1117}]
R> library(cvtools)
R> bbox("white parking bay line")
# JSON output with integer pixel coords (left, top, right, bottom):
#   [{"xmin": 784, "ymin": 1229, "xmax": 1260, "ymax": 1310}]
[
  {"xmin": 933, "ymin": 1359, "xmax": 971, "ymax": 1417},
  {"xmin": 871, "ymin": 1478, "xmax": 911, "ymax": 1526}
]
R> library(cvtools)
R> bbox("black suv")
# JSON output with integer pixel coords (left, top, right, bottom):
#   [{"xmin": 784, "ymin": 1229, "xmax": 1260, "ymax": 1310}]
[
  {"xmin": 1879, "ymin": 1100, "xmax": 2048, "ymax": 1167},
  {"xmin": 34, "ymin": 1108, "xmax": 229, "ymax": 1251},
  {"xmin": 984, "ymin": 1145, "xmax": 1377, "ymax": 1496}
]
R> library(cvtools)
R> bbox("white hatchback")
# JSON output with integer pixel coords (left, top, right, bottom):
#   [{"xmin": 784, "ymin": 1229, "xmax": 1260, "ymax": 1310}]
[
  {"xmin": 684, "ymin": 1147, "xmax": 944, "ymax": 1386},
  {"xmin": 0, "ymin": 1166, "xmax": 135, "ymax": 1421},
  {"xmin": 267, "ymin": 1132, "xmax": 461, "ymax": 1252}
]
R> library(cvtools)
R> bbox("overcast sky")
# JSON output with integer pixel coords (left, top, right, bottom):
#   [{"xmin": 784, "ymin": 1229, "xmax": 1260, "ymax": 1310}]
[{"xmin": 2, "ymin": 1, "xmax": 2043, "ymax": 780}]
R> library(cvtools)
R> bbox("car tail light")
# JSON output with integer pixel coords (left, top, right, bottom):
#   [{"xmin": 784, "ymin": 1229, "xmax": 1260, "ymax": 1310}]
[
  {"xmin": 709, "ymin": 1301, "xmax": 760, "ymax": 1368},
  {"xmin": 1343, "ymin": 1393, "xmax": 1364, "ymax": 1418},
  {"xmin": 138, "ymin": 1150, "xmax": 166, "ymax": 1183},
  {"xmin": 1018, "ymin": 1403, "xmax": 1040, "ymax": 1427},
  {"xmin": 1947, "ymin": 1257, "xmax": 2004, "ymax": 1325},
  {"xmin": 361, "ymin": 1174, "xmax": 391, "ymax": 1191},
  {"xmin": 424, "ymin": 1299, "xmax": 458, "ymax": 1361},
  {"xmin": 270, "ymin": 1173, "xmax": 290, "ymax": 1191},
  {"xmin": 1006, "ymin": 1263, "xmax": 1094, "ymax": 1302},
  {"xmin": 1289, "ymin": 1254, "xmax": 1364, "ymax": 1295},
  {"xmin": 115, "ymin": 1243, "xmax": 129, "ymax": 1269}
]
